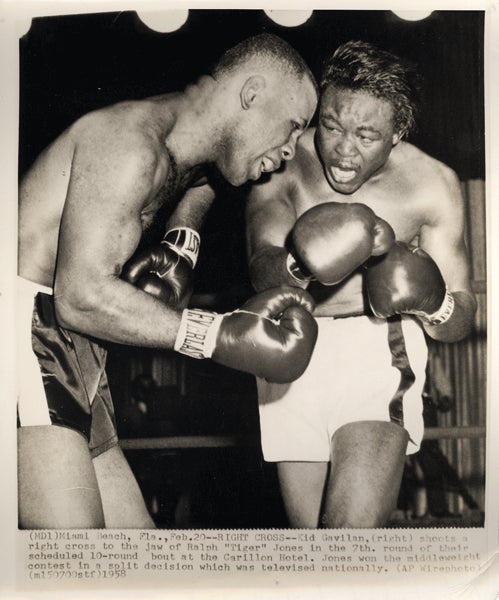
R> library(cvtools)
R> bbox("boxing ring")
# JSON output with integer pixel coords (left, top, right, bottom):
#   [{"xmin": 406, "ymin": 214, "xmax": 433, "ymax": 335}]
[
  {"xmin": 115, "ymin": 178, "xmax": 487, "ymax": 528},
  {"xmin": 119, "ymin": 425, "xmax": 486, "ymax": 451},
  {"xmin": 16, "ymin": 9, "xmax": 486, "ymax": 531}
]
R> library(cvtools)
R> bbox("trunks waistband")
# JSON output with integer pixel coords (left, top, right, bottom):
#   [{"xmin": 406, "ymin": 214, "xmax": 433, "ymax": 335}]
[{"xmin": 17, "ymin": 276, "xmax": 53, "ymax": 297}]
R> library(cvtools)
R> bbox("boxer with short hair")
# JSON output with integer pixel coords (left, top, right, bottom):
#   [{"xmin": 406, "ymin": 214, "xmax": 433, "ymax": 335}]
[
  {"xmin": 18, "ymin": 33, "xmax": 318, "ymax": 529},
  {"xmin": 246, "ymin": 40, "xmax": 476, "ymax": 528}
]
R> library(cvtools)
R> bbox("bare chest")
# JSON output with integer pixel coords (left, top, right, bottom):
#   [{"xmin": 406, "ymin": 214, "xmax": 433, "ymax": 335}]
[{"xmin": 292, "ymin": 175, "xmax": 425, "ymax": 245}]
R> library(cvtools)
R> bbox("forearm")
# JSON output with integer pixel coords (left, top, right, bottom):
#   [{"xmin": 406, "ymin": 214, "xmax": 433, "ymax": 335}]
[
  {"xmin": 422, "ymin": 290, "xmax": 477, "ymax": 343},
  {"xmin": 249, "ymin": 246, "xmax": 309, "ymax": 293},
  {"xmin": 55, "ymin": 275, "xmax": 320, "ymax": 384},
  {"xmin": 165, "ymin": 185, "xmax": 215, "ymax": 231},
  {"xmin": 55, "ymin": 276, "xmax": 182, "ymax": 348}
]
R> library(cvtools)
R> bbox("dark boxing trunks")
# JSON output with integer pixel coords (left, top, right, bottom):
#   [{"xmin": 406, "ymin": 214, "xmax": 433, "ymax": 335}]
[{"xmin": 19, "ymin": 290, "xmax": 118, "ymax": 457}]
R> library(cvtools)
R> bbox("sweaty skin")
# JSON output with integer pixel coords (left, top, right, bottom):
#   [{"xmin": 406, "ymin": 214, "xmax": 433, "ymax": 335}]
[
  {"xmin": 19, "ymin": 73, "xmax": 317, "ymax": 350},
  {"xmin": 17, "ymin": 53, "xmax": 318, "ymax": 529},
  {"xmin": 247, "ymin": 87, "xmax": 475, "ymax": 341},
  {"xmin": 246, "ymin": 83, "xmax": 476, "ymax": 528},
  {"xmin": 19, "ymin": 96, "xmax": 204, "ymax": 287}
]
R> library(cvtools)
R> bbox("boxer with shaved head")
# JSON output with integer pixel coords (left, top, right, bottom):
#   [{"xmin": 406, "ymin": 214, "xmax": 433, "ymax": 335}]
[
  {"xmin": 246, "ymin": 40, "xmax": 476, "ymax": 528},
  {"xmin": 18, "ymin": 33, "xmax": 318, "ymax": 529}
]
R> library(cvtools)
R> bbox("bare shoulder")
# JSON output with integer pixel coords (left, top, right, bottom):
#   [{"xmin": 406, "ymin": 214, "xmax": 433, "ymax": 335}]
[
  {"xmin": 395, "ymin": 142, "xmax": 463, "ymax": 214},
  {"xmin": 71, "ymin": 100, "xmax": 173, "ymax": 158},
  {"xmin": 396, "ymin": 142, "xmax": 460, "ymax": 190},
  {"xmin": 68, "ymin": 100, "xmax": 175, "ymax": 195}
]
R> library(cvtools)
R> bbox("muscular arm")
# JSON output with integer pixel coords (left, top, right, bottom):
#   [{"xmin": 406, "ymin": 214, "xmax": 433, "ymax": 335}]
[
  {"xmin": 246, "ymin": 177, "xmax": 305, "ymax": 292},
  {"xmin": 54, "ymin": 120, "xmax": 184, "ymax": 348},
  {"xmin": 418, "ymin": 167, "xmax": 477, "ymax": 342},
  {"xmin": 164, "ymin": 182, "xmax": 215, "ymax": 231}
]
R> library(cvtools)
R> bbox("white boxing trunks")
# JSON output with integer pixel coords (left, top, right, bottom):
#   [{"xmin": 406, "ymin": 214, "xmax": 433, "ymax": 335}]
[{"xmin": 257, "ymin": 315, "xmax": 428, "ymax": 462}]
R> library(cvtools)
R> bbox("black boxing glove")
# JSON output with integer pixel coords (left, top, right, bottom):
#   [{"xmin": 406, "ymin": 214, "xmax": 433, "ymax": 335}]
[
  {"xmin": 366, "ymin": 241, "xmax": 455, "ymax": 325},
  {"xmin": 289, "ymin": 202, "xmax": 395, "ymax": 285},
  {"xmin": 174, "ymin": 286, "xmax": 318, "ymax": 383},
  {"xmin": 122, "ymin": 227, "xmax": 200, "ymax": 308}
]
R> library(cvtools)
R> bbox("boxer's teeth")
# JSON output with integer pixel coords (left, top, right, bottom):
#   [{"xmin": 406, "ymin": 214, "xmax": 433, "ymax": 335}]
[
  {"xmin": 331, "ymin": 167, "xmax": 356, "ymax": 183},
  {"xmin": 261, "ymin": 157, "xmax": 274, "ymax": 173}
]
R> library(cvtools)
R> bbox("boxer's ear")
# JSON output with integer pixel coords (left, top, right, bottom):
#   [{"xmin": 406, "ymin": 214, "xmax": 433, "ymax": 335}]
[
  {"xmin": 392, "ymin": 129, "xmax": 404, "ymax": 146},
  {"xmin": 240, "ymin": 75, "xmax": 266, "ymax": 110}
]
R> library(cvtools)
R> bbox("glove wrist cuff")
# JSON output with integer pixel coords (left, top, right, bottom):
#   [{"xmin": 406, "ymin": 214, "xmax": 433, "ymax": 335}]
[
  {"xmin": 174, "ymin": 309, "xmax": 224, "ymax": 359},
  {"xmin": 423, "ymin": 290, "xmax": 455, "ymax": 325},
  {"xmin": 286, "ymin": 253, "xmax": 313, "ymax": 284},
  {"xmin": 162, "ymin": 227, "xmax": 201, "ymax": 269}
]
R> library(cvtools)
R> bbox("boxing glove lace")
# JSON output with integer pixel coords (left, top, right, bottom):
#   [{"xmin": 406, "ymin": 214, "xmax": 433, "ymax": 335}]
[
  {"xmin": 366, "ymin": 241, "xmax": 455, "ymax": 325},
  {"xmin": 174, "ymin": 286, "xmax": 318, "ymax": 383},
  {"xmin": 290, "ymin": 202, "xmax": 395, "ymax": 285},
  {"xmin": 122, "ymin": 227, "xmax": 200, "ymax": 308}
]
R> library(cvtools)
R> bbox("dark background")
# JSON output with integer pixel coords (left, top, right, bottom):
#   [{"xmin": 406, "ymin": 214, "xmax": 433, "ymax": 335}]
[
  {"xmin": 19, "ymin": 10, "xmax": 485, "ymax": 528},
  {"xmin": 18, "ymin": 8, "xmax": 486, "ymax": 300},
  {"xmin": 19, "ymin": 10, "xmax": 484, "ymax": 179}
]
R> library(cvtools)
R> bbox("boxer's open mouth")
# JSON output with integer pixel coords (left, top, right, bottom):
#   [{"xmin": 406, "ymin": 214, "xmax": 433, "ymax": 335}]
[
  {"xmin": 330, "ymin": 166, "xmax": 357, "ymax": 183},
  {"xmin": 261, "ymin": 156, "xmax": 277, "ymax": 173},
  {"xmin": 253, "ymin": 156, "xmax": 278, "ymax": 180}
]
